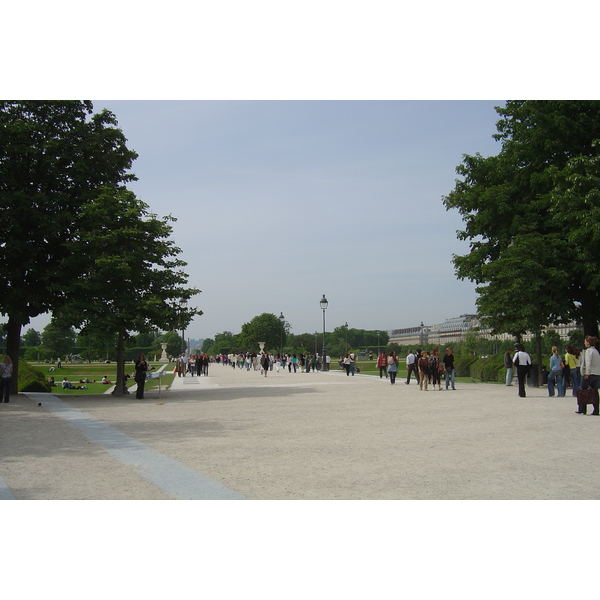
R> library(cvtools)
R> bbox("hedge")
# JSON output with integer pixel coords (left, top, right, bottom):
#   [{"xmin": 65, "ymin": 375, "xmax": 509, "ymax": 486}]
[
  {"xmin": 18, "ymin": 361, "xmax": 52, "ymax": 393},
  {"xmin": 454, "ymin": 355, "xmax": 479, "ymax": 377}
]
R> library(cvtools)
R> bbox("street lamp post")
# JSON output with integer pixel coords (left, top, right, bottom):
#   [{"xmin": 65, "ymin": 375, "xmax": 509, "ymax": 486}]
[
  {"xmin": 279, "ymin": 312, "xmax": 285, "ymax": 360},
  {"xmin": 377, "ymin": 331, "xmax": 380, "ymax": 357},
  {"xmin": 345, "ymin": 322, "xmax": 348, "ymax": 355},
  {"xmin": 320, "ymin": 294, "xmax": 328, "ymax": 371},
  {"xmin": 179, "ymin": 299, "xmax": 188, "ymax": 355}
]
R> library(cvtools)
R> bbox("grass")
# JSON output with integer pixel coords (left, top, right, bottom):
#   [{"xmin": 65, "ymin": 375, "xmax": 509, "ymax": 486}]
[{"xmin": 30, "ymin": 361, "xmax": 174, "ymax": 395}]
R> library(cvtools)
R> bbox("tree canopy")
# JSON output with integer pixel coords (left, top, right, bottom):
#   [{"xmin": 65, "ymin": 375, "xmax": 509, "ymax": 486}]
[
  {"xmin": 53, "ymin": 186, "xmax": 200, "ymax": 395},
  {"xmin": 237, "ymin": 313, "xmax": 287, "ymax": 353},
  {"xmin": 0, "ymin": 101, "xmax": 138, "ymax": 388},
  {"xmin": 443, "ymin": 100, "xmax": 600, "ymax": 338}
]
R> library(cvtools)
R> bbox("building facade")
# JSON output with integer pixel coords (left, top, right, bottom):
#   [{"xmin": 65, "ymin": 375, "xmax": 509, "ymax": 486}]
[{"xmin": 389, "ymin": 315, "xmax": 583, "ymax": 347}]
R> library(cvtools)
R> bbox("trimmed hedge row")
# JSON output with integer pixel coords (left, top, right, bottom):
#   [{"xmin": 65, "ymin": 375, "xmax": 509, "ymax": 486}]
[{"xmin": 18, "ymin": 361, "xmax": 52, "ymax": 393}]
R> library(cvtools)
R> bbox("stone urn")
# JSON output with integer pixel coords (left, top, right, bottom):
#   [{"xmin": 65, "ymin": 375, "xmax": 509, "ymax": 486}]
[{"xmin": 160, "ymin": 343, "xmax": 169, "ymax": 363}]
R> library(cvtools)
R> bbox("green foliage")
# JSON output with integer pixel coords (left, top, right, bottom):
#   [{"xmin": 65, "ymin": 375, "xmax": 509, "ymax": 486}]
[
  {"xmin": 52, "ymin": 186, "xmax": 200, "ymax": 394},
  {"xmin": 201, "ymin": 338, "xmax": 215, "ymax": 353},
  {"xmin": 453, "ymin": 355, "xmax": 480, "ymax": 377},
  {"xmin": 18, "ymin": 361, "xmax": 51, "ymax": 393},
  {"xmin": 211, "ymin": 331, "xmax": 238, "ymax": 356},
  {"xmin": 443, "ymin": 100, "xmax": 600, "ymax": 338},
  {"xmin": 22, "ymin": 328, "xmax": 41, "ymax": 347},
  {"xmin": 468, "ymin": 354, "xmax": 506, "ymax": 382},
  {"xmin": 237, "ymin": 313, "xmax": 287, "ymax": 353},
  {"xmin": 41, "ymin": 319, "xmax": 76, "ymax": 359},
  {"xmin": 0, "ymin": 101, "xmax": 138, "ymax": 389},
  {"xmin": 542, "ymin": 329, "xmax": 563, "ymax": 354},
  {"xmin": 568, "ymin": 329, "xmax": 585, "ymax": 347},
  {"xmin": 156, "ymin": 331, "xmax": 185, "ymax": 358}
]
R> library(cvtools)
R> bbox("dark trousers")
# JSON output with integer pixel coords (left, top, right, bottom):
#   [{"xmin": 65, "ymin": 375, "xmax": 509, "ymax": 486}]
[
  {"xmin": 0, "ymin": 377, "xmax": 10, "ymax": 402},
  {"xmin": 379, "ymin": 366, "xmax": 388, "ymax": 378},
  {"xmin": 579, "ymin": 375, "xmax": 600, "ymax": 414},
  {"xmin": 406, "ymin": 363, "xmax": 419, "ymax": 384},
  {"xmin": 135, "ymin": 376, "xmax": 146, "ymax": 399},
  {"xmin": 516, "ymin": 366, "xmax": 529, "ymax": 397}
]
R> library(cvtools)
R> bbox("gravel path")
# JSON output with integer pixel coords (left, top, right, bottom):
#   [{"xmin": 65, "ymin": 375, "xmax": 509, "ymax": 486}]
[{"xmin": 1, "ymin": 364, "xmax": 598, "ymax": 500}]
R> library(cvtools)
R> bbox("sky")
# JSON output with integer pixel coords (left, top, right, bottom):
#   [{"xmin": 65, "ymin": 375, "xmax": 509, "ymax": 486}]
[{"xmin": 28, "ymin": 100, "xmax": 504, "ymax": 341}]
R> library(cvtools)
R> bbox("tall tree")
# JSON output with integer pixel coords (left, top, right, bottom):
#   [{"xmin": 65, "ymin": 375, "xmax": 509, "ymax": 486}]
[
  {"xmin": 211, "ymin": 331, "xmax": 238, "ymax": 355},
  {"xmin": 237, "ymin": 313, "xmax": 288, "ymax": 353},
  {"xmin": 40, "ymin": 320, "xmax": 77, "ymax": 360},
  {"xmin": 22, "ymin": 328, "xmax": 41, "ymax": 347},
  {"xmin": 54, "ymin": 186, "xmax": 200, "ymax": 395},
  {"xmin": 0, "ymin": 101, "xmax": 137, "ymax": 391},
  {"xmin": 443, "ymin": 100, "xmax": 600, "ymax": 343}
]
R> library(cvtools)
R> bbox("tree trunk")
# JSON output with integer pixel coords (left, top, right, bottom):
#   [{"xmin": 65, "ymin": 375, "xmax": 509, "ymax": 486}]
[
  {"xmin": 112, "ymin": 328, "xmax": 126, "ymax": 397},
  {"xmin": 580, "ymin": 301, "xmax": 599, "ymax": 338},
  {"xmin": 7, "ymin": 318, "xmax": 22, "ymax": 395}
]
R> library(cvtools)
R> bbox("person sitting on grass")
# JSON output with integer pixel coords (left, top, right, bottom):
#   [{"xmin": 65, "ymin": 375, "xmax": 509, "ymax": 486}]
[
  {"xmin": 48, "ymin": 376, "xmax": 57, "ymax": 387},
  {"xmin": 101, "ymin": 376, "xmax": 112, "ymax": 385},
  {"xmin": 62, "ymin": 377, "xmax": 82, "ymax": 390}
]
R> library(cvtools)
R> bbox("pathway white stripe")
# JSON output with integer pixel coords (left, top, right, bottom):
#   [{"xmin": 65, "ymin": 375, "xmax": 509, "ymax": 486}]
[{"xmin": 26, "ymin": 393, "xmax": 245, "ymax": 500}]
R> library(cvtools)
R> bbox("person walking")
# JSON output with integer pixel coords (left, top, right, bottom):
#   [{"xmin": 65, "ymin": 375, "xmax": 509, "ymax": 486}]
[
  {"xmin": 442, "ymin": 347, "xmax": 456, "ymax": 390},
  {"xmin": 377, "ymin": 351, "xmax": 388, "ymax": 378},
  {"xmin": 578, "ymin": 336, "xmax": 600, "ymax": 415},
  {"xmin": 513, "ymin": 344, "xmax": 532, "ymax": 398},
  {"xmin": 418, "ymin": 351, "xmax": 430, "ymax": 391},
  {"xmin": 504, "ymin": 347, "xmax": 514, "ymax": 386},
  {"xmin": 0, "ymin": 355, "xmax": 13, "ymax": 403},
  {"xmin": 547, "ymin": 346, "xmax": 565, "ymax": 397},
  {"xmin": 430, "ymin": 348, "xmax": 442, "ymax": 391},
  {"xmin": 387, "ymin": 351, "xmax": 398, "ymax": 384},
  {"xmin": 260, "ymin": 352, "xmax": 270, "ymax": 377},
  {"xmin": 405, "ymin": 350, "xmax": 419, "ymax": 385}
]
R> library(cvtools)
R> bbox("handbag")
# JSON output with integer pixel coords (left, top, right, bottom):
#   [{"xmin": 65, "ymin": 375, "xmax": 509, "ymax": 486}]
[{"xmin": 576, "ymin": 388, "xmax": 598, "ymax": 406}]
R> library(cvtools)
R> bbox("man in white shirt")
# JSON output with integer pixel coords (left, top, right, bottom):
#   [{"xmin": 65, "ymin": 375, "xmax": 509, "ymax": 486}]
[{"xmin": 406, "ymin": 351, "xmax": 419, "ymax": 385}]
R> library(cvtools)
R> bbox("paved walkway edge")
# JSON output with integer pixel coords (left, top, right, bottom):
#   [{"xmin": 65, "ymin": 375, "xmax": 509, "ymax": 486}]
[{"xmin": 25, "ymin": 393, "xmax": 246, "ymax": 500}]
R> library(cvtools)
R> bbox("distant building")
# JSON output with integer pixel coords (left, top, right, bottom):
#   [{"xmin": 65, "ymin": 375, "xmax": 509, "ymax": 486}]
[
  {"xmin": 389, "ymin": 314, "xmax": 583, "ymax": 347},
  {"xmin": 189, "ymin": 339, "xmax": 204, "ymax": 352}
]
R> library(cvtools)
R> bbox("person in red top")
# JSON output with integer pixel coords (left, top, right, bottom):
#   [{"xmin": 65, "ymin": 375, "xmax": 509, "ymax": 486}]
[{"xmin": 377, "ymin": 352, "xmax": 388, "ymax": 379}]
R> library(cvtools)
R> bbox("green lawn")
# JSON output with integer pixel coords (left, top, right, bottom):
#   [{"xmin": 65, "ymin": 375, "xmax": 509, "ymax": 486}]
[{"xmin": 31, "ymin": 361, "xmax": 173, "ymax": 395}]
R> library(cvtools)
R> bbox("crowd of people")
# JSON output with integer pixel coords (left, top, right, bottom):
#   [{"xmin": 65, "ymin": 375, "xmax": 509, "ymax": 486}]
[
  {"xmin": 216, "ymin": 352, "xmax": 330, "ymax": 376},
  {"xmin": 376, "ymin": 348, "xmax": 456, "ymax": 390},
  {"xmin": 505, "ymin": 336, "xmax": 600, "ymax": 414}
]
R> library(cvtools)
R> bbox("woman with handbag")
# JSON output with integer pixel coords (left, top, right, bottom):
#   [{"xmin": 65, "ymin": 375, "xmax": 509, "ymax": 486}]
[{"xmin": 577, "ymin": 336, "xmax": 600, "ymax": 415}]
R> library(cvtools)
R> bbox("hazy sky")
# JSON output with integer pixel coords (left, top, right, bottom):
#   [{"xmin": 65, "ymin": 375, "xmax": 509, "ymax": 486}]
[{"xmin": 30, "ymin": 100, "xmax": 503, "ymax": 340}]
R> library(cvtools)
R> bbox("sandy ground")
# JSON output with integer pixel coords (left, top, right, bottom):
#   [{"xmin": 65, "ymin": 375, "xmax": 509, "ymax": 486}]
[{"xmin": 1, "ymin": 363, "xmax": 599, "ymax": 500}]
